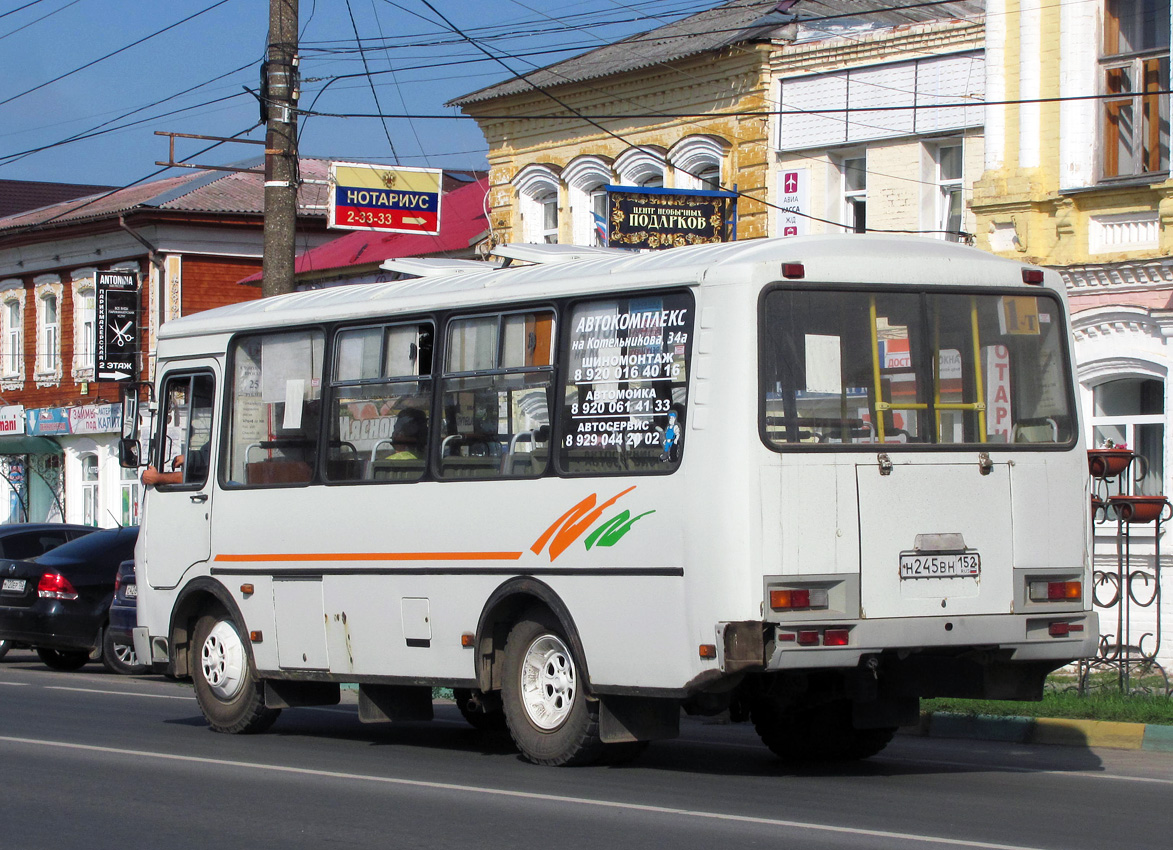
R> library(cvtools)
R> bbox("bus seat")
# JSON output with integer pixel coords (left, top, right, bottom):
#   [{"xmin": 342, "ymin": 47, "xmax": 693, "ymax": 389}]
[{"xmin": 246, "ymin": 460, "xmax": 313, "ymax": 485}]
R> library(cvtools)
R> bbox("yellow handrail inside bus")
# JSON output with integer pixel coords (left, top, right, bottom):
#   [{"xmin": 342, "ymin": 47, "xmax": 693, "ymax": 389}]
[
  {"xmin": 970, "ymin": 295, "xmax": 987, "ymax": 442},
  {"xmin": 869, "ymin": 296, "xmax": 885, "ymax": 442}
]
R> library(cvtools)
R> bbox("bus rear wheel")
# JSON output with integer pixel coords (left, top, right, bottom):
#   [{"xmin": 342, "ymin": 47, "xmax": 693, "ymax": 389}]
[
  {"xmin": 501, "ymin": 611, "xmax": 603, "ymax": 766},
  {"xmin": 751, "ymin": 698, "xmax": 895, "ymax": 762},
  {"xmin": 191, "ymin": 613, "xmax": 279, "ymax": 734}
]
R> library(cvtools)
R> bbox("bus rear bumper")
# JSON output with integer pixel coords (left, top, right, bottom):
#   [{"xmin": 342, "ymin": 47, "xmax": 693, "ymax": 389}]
[{"xmin": 755, "ymin": 611, "xmax": 1100, "ymax": 671}]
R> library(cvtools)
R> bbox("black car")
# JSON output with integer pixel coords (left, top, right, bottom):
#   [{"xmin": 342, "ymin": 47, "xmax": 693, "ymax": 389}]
[
  {"xmin": 0, "ymin": 526, "xmax": 139, "ymax": 672},
  {"xmin": 105, "ymin": 559, "xmax": 148, "ymax": 674},
  {"xmin": 0, "ymin": 523, "xmax": 98, "ymax": 660}
]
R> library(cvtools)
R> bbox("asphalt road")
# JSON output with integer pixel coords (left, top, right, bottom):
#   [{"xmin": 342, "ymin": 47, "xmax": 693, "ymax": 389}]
[{"xmin": 1, "ymin": 649, "xmax": 1169, "ymax": 850}]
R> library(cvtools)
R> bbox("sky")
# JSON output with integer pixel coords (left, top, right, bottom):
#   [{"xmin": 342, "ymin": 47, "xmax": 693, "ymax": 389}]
[{"xmin": 0, "ymin": 0, "xmax": 713, "ymax": 188}]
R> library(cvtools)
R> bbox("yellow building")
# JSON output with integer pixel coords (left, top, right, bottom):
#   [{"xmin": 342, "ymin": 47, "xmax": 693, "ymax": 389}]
[
  {"xmin": 450, "ymin": 0, "xmax": 987, "ymax": 249},
  {"xmin": 973, "ymin": 0, "xmax": 1172, "ymax": 666}
]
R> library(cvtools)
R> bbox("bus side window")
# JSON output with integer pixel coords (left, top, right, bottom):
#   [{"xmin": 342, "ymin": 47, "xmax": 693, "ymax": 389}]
[
  {"xmin": 558, "ymin": 292, "xmax": 695, "ymax": 475},
  {"xmin": 154, "ymin": 372, "xmax": 215, "ymax": 488},
  {"xmin": 225, "ymin": 330, "xmax": 324, "ymax": 487},
  {"xmin": 439, "ymin": 311, "xmax": 553, "ymax": 480},
  {"xmin": 327, "ymin": 322, "xmax": 433, "ymax": 484}
]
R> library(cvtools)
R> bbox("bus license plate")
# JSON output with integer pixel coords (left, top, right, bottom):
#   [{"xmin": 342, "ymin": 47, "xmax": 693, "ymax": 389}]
[
  {"xmin": 899, "ymin": 552, "xmax": 980, "ymax": 578},
  {"xmin": 2, "ymin": 578, "xmax": 25, "ymax": 592}
]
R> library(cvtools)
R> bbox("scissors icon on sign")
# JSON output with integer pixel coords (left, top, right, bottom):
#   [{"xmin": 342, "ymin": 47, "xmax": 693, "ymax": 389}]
[{"xmin": 109, "ymin": 321, "xmax": 133, "ymax": 346}]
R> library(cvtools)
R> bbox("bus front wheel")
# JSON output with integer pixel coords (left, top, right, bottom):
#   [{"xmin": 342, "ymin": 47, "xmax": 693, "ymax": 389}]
[
  {"xmin": 501, "ymin": 611, "xmax": 603, "ymax": 766},
  {"xmin": 191, "ymin": 613, "xmax": 279, "ymax": 734}
]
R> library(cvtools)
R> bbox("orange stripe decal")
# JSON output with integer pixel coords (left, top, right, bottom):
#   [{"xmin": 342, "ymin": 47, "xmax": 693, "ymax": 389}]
[{"xmin": 215, "ymin": 551, "xmax": 523, "ymax": 563}]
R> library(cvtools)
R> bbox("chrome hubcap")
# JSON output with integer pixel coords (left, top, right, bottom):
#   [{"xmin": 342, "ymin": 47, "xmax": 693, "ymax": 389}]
[{"xmin": 520, "ymin": 633, "xmax": 576, "ymax": 730}]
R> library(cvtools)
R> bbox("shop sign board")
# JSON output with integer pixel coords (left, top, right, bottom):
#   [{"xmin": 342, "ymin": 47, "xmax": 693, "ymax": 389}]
[
  {"xmin": 69, "ymin": 403, "xmax": 122, "ymax": 435},
  {"xmin": 605, "ymin": 186, "xmax": 736, "ymax": 250},
  {"xmin": 777, "ymin": 168, "xmax": 809, "ymax": 237},
  {"xmin": 0, "ymin": 405, "xmax": 25, "ymax": 435},
  {"xmin": 96, "ymin": 270, "xmax": 139, "ymax": 382},
  {"xmin": 26, "ymin": 407, "xmax": 70, "ymax": 436},
  {"xmin": 329, "ymin": 162, "xmax": 443, "ymax": 234}
]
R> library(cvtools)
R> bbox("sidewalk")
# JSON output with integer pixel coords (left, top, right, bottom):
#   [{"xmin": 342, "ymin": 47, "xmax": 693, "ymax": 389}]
[{"xmin": 903, "ymin": 712, "xmax": 1173, "ymax": 753}]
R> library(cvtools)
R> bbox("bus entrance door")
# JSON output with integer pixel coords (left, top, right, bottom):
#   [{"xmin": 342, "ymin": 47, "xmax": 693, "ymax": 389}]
[
  {"xmin": 856, "ymin": 459, "xmax": 1014, "ymax": 620},
  {"xmin": 141, "ymin": 366, "xmax": 218, "ymax": 590}
]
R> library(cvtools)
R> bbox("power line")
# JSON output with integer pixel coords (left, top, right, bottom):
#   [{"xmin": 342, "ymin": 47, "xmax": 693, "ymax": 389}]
[
  {"xmin": 0, "ymin": 0, "xmax": 83, "ymax": 42},
  {"xmin": 0, "ymin": 0, "xmax": 236, "ymax": 108},
  {"xmin": 344, "ymin": 0, "xmax": 400, "ymax": 163}
]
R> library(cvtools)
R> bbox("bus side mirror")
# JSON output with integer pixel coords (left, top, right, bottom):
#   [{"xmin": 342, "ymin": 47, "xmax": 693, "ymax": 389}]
[
  {"xmin": 119, "ymin": 384, "xmax": 141, "ymax": 469},
  {"xmin": 118, "ymin": 438, "xmax": 141, "ymax": 469}
]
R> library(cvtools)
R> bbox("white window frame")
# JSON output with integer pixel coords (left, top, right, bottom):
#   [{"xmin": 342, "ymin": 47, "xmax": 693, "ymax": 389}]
[
  {"xmin": 71, "ymin": 268, "xmax": 97, "ymax": 381},
  {"xmin": 1089, "ymin": 376, "xmax": 1165, "ymax": 498},
  {"xmin": 932, "ymin": 142, "xmax": 965, "ymax": 241},
  {"xmin": 838, "ymin": 153, "xmax": 868, "ymax": 234},
  {"xmin": 0, "ymin": 281, "xmax": 24, "ymax": 387},
  {"xmin": 669, "ymin": 135, "xmax": 727, "ymax": 191},
  {"xmin": 614, "ymin": 147, "xmax": 667, "ymax": 188},
  {"xmin": 80, "ymin": 452, "xmax": 100, "ymax": 527},
  {"xmin": 34, "ymin": 275, "xmax": 63, "ymax": 384},
  {"xmin": 513, "ymin": 164, "xmax": 562, "ymax": 245},
  {"xmin": 564, "ymin": 156, "xmax": 613, "ymax": 246}
]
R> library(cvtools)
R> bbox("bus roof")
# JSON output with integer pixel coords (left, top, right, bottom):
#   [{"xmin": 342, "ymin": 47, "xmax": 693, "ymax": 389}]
[{"xmin": 159, "ymin": 235, "xmax": 1042, "ymax": 340}]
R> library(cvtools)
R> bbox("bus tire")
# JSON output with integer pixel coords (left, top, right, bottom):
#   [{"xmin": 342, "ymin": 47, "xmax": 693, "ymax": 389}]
[
  {"xmin": 501, "ymin": 611, "xmax": 604, "ymax": 766},
  {"xmin": 191, "ymin": 613, "xmax": 279, "ymax": 734},
  {"xmin": 751, "ymin": 699, "xmax": 891, "ymax": 762}
]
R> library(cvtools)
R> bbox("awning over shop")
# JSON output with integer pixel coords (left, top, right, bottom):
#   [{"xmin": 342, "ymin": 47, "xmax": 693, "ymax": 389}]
[{"xmin": 0, "ymin": 435, "xmax": 61, "ymax": 455}]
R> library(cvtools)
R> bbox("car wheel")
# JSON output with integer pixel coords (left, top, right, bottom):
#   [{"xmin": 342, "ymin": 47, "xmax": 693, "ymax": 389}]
[
  {"xmin": 35, "ymin": 647, "xmax": 91, "ymax": 671},
  {"xmin": 191, "ymin": 613, "xmax": 279, "ymax": 734},
  {"xmin": 101, "ymin": 627, "xmax": 149, "ymax": 675},
  {"xmin": 0, "ymin": 639, "xmax": 9, "ymax": 661},
  {"xmin": 500, "ymin": 610, "xmax": 604, "ymax": 766}
]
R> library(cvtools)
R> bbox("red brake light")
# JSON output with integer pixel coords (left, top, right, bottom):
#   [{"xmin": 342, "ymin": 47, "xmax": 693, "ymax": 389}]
[
  {"xmin": 1022, "ymin": 269, "xmax": 1045, "ymax": 285},
  {"xmin": 37, "ymin": 572, "xmax": 79, "ymax": 600},
  {"xmin": 782, "ymin": 262, "xmax": 805, "ymax": 279},
  {"xmin": 823, "ymin": 629, "xmax": 850, "ymax": 646},
  {"xmin": 1049, "ymin": 581, "xmax": 1081, "ymax": 601},
  {"xmin": 796, "ymin": 630, "xmax": 819, "ymax": 646}
]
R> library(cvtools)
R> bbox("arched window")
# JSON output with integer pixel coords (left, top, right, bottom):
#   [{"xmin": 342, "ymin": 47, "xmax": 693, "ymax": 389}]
[
  {"xmin": 81, "ymin": 453, "xmax": 100, "ymax": 526},
  {"xmin": 614, "ymin": 147, "xmax": 667, "ymax": 189},
  {"xmin": 563, "ymin": 156, "xmax": 613, "ymax": 246},
  {"xmin": 669, "ymin": 135, "xmax": 728, "ymax": 191},
  {"xmin": 1091, "ymin": 377, "xmax": 1164, "ymax": 495},
  {"xmin": 513, "ymin": 164, "xmax": 562, "ymax": 244}
]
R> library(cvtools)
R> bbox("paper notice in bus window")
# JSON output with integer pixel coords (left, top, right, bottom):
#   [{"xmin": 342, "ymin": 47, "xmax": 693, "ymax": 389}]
[
  {"xmin": 804, "ymin": 334, "xmax": 842, "ymax": 395},
  {"xmin": 283, "ymin": 379, "xmax": 305, "ymax": 429},
  {"xmin": 999, "ymin": 296, "xmax": 1040, "ymax": 335}
]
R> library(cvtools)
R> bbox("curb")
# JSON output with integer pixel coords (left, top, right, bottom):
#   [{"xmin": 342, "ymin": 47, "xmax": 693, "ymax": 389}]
[{"xmin": 903, "ymin": 712, "xmax": 1172, "ymax": 752}]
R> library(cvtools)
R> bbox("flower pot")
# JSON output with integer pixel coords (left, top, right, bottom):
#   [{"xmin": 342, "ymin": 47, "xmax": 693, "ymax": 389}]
[
  {"xmin": 1088, "ymin": 448, "xmax": 1133, "ymax": 478},
  {"xmin": 1108, "ymin": 495, "xmax": 1169, "ymax": 524}
]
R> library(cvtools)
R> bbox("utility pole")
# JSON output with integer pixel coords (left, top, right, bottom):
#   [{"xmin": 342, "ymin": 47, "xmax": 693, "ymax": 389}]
[{"xmin": 262, "ymin": 0, "xmax": 299, "ymax": 298}]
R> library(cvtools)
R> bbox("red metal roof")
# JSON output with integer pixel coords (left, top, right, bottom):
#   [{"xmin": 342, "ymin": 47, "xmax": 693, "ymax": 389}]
[{"xmin": 239, "ymin": 177, "xmax": 489, "ymax": 283}]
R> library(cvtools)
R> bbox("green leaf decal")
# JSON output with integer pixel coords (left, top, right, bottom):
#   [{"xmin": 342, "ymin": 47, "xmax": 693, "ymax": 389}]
[{"xmin": 584, "ymin": 510, "xmax": 655, "ymax": 550}]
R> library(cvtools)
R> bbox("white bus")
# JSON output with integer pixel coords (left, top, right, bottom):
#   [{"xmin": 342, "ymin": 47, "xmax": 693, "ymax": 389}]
[{"xmin": 124, "ymin": 235, "xmax": 1097, "ymax": 766}]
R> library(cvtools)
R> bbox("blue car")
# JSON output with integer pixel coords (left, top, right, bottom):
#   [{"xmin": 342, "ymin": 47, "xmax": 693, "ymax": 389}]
[{"xmin": 106, "ymin": 559, "xmax": 148, "ymax": 674}]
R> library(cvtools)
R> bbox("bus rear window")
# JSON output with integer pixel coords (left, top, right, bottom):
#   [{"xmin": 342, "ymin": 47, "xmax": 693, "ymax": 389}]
[{"xmin": 761, "ymin": 288, "xmax": 1074, "ymax": 448}]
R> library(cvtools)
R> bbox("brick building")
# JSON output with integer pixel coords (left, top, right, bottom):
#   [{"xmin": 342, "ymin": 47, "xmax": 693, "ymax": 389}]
[{"xmin": 0, "ymin": 160, "xmax": 341, "ymax": 526}]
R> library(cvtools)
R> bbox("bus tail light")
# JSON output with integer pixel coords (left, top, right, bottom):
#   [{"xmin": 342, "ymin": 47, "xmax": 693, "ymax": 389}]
[
  {"xmin": 1048, "ymin": 622, "xmax": 1084, "ymax": 637},
  {"xmin": 823, "ymin": 629, "xmax": 850, "ymax": 646},
  {"xmin": 782, "ymin": 263, "xmax": 805, "ymax": 279},
  {"xmin": 769, "ymin": 587, "xmax": 829, "ymax": 611},
  {"xmin": 796, "ymin": 630, "xmax": 819, "ymax": 646},
  {"xmin": 1029, "ymin": 580, "xmax": 1082, "ymax": 602}
]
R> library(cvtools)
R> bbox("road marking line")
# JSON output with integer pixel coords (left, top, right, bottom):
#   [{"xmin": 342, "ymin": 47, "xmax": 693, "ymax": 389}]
[
  {"xmin": 0, "ymin": 681, "xmax": 30, "ymax": 687},
  {"xmin": 44, "ymin": 686, "xmax": 194, "ymax": 701},
  {"xmin": 0, "ymin": 734, "xmax": 1049, "ymax": 850}
]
